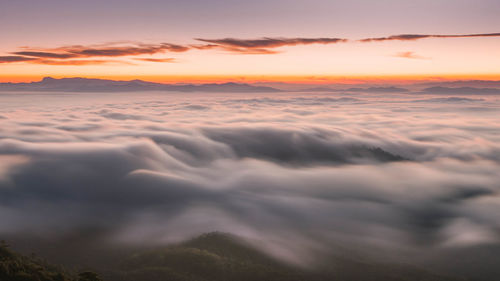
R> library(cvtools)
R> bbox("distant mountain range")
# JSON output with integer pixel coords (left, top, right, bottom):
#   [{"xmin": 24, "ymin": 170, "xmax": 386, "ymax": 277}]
[
  {"xmin": 417, "ymin": 80, "xmax": 500, "ymax": 88},
  {"xmin": 1, "ymin": 77, "xmax": 500, "ymax": 95},
  {"xmin": 419, "ymin": 86, "xmax": 500, "ymax": 95},
  {"xmin": 298, "ymin": 86, "xmax": 409, "ymax": 93},
  {"xmin": 343, "ymin": 86, "xmax": 410, "ymax": 93},
  {"xmin": 300, "ymin": 86, "xmax": 500, "ymax": 95},
  {"xmin": 0, "ymin": 77, "xmax": 281, "ymax": 93}
]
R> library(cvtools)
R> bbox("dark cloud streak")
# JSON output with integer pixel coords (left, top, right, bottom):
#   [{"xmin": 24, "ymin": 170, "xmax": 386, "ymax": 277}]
[
  {"xmin": 12, "ymin": 51, "xmax": 77, "ymax": 59},
  {"xmin": 196, "ymin": 37, "xmax": 348, "ymax": 54},
  {"xmin": 134, "ymin": 57, "xmax": 176, "ymax": 63},
  {"xmin": 1, "ymin": 32, "xmax": 499, "ymax": 64},
  {"xmin": 360, "ymin": 32, "xmax": 500, "ymax": 42},
  {"xmin": 0, "ymin": 56, "xmax": 37, "ymax": 63},
  {"xmin": 1, "ymin": 43, "xmax": 190, "ymax": 65},
  {"xmin": 32, "ymin": 59, "xmax": 125, "ymax": 65}
]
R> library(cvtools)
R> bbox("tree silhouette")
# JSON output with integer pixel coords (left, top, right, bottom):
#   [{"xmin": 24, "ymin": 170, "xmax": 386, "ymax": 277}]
[{"xmin": 78, "ymin": 271, "xmax": 103, "ymax": 281}]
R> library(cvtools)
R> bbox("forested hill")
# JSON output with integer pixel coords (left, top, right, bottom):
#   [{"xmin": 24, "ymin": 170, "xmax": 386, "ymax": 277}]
[
  {"xmin": 2, "ymin": 233, "xmax": 469, "ymax": 281},
  {"xmin": 0, "ymin": 241, "xmax": 102, "ymax": 281}
]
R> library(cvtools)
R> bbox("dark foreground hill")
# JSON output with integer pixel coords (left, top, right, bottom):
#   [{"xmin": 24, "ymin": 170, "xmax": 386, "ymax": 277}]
[
  {"xmin": 2, "ymin": 233, "xmax": 470, "ymax": 281},
  {"xmin": 101, "ymin": 233, "xmax": 464, "ymax": 281},
  {"xmin": 0, "ymin": 241, "xmax": 102, "ymax": 281}
]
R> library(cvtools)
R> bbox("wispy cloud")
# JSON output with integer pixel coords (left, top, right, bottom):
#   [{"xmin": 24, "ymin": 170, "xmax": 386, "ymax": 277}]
[
  {"xmin": 393, "ymin": 51, "xmax": 429, "ymax": 60},
  {"xmin": 2, "ymin": 43, "xmax": 190, "ymax": 65},
  {"xmin": 57, "ymin": 43, "xmax": 189, "ymax": 57},
  {"xmin": 32, "ymin": 59, "xmax": 127, "ymax": 65},
  {"xmin": 1, "ymin": 38, "xmax": 348, "ymax": 63},
  {"xmin": 195, "ymin": 37, "xmax": 348, "ymax": 54},
  {"xmin": 360, "ymin": 32, "xmax": 500, "ymax": 42},
  {"xmin": 0, "ymin": 56, "xmax": 38, "ymax": 63},
  {"xmin": 190, "ymin": 44, "xmax": 219, "ymax": 50},
  {"xmin": 133, "ymin": 57, "xmax": 177, "ymax": 63},
  {"xmin": 12, "ymin": 51, "xmax": 77, "ymax": 59},
  {"xmin": 1, "ymin": 32, "xmax": 499, "ymax": 64}
]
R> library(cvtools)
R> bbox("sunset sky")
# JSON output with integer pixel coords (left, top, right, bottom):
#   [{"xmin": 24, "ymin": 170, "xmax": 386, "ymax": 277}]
[
  {"xmin": 2, "ymin": 2, "xmax": 500, "ymax": 279},
  {"xmin": 1, "ymin": 0, "xmax": 500, "ymax": 83}
]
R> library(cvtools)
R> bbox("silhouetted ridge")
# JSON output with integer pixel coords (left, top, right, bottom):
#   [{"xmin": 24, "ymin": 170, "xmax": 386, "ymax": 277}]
[
  {"xmin": 0, "ymin": 241, "xmax": 103, "ymax": 281},
  {"xmin": 344, "ymin": 86, "xmax": 409, "ymax": 93},
  {"xmin": 421, "ymin": 86, "xmax": 500, "ymax": 95},
  {"xmin": 181, "ymin": 232, "xmax": 280, "ymax": 264},
  {"xmin": 118, "ymin": 232, "xmax": 303, "ymax": 281},
  {"xmin": 0, "ymin": 77, "xmax": 281, "ymax": 93},
  {"xmin": 2, "ymin": 233, "xmax": 473, "ymax": 281},
  {"xmin": 104, "ymin": 232, "xmax": 466, "ymax": 281},
  {"xmin": 297, "ymin": 86, "xmax": 409, "ymax": 93}
]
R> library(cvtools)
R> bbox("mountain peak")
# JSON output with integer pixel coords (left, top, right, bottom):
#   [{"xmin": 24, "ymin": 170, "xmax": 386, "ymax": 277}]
[{"xmin": 41, "ymin": 76, "xmax": 56, "ymax": 82}]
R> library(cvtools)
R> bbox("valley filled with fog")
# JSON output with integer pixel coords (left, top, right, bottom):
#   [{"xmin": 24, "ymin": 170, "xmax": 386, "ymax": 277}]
[{"xmin": 1, "ymin": 90, "xmax": 499, "ymax": 279}]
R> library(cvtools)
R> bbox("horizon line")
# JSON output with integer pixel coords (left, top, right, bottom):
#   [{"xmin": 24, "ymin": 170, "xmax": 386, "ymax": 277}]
[{"xmin": 1, "ymin": 74, "xmax": 500, "ymax": 85}]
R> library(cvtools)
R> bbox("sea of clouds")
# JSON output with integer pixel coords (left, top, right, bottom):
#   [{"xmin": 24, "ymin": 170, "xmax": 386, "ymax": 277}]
[{"xmin": 0, "ymin": 90, "xmax": 499, "ymax": 268}]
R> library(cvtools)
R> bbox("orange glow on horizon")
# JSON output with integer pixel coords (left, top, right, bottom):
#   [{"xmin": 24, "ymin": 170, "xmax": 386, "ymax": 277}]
[{"xmin": 1, "ymin": 74, "xmax": 499, "ymax": 85}]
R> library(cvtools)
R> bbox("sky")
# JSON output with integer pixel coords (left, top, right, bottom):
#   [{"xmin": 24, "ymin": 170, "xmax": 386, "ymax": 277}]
[
  {"xmin": 1, "ymin": 0, "xmax": 500, "ymax": 83},
  {"xmin": 1, "ymin": 2, "xmax": 500, "ymax": 277}
]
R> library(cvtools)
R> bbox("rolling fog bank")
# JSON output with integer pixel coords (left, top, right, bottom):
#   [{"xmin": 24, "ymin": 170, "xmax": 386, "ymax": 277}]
[{"xmin": 0, "ymin": 90, "xmax": 499, "ymax": 279}]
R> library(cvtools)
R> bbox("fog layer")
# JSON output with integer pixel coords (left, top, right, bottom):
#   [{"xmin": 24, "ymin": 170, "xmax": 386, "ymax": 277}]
[{"xmin": 0, "ymin": 91, "xmax": 499, "ymax": 267}]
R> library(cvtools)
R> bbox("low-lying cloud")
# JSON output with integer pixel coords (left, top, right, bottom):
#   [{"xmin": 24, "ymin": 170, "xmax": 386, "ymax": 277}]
[{"xmin": 0, "ymin": 91, "xmax": 499, "ymax": 269}]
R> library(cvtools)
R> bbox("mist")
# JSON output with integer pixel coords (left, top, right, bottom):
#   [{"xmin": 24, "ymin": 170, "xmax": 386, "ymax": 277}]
[{"xmin": 0, "ymin": 90, "xmax": 499, "ymax": 277}]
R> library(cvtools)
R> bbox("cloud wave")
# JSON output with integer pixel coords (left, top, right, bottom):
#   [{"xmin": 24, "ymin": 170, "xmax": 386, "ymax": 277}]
[{"xmin": 0, "ymin": 90, "xmax": 499, "ymax": 272}]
